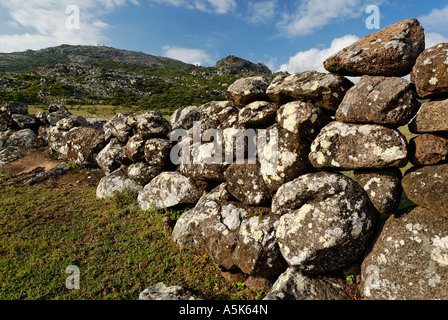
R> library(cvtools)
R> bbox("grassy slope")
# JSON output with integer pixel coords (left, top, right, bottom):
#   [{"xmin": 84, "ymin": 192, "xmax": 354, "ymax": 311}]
[{"xmin": 0, "ymin": 185, "xmax": 261, "ymax": 300}]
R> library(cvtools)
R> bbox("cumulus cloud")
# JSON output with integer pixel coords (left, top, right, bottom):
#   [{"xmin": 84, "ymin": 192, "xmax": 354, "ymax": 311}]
[
  {"xmin": 419, "ymin": 5, "xmax": 448, "ymax": 30},
  {"xmin": 151, "ymin": 0, "xmax": 236, "ymax": 14},
  {"xmin": 162, "ymin": 46, "xmax": 213, "ymax": 66},
  {"xmin": 425, "ymin": 32, "xmax": 448, "ymax": 49},
  {"xmin": 279, "ymin": 34, "xmax": 359, "ymax": 73},
  {"xmin": 247, "ymin": 0, "xmax": 277, "ymax": 24},
  {"xmin": 0, "ymin": 0, "xmax": 135, "ymax": 52}
]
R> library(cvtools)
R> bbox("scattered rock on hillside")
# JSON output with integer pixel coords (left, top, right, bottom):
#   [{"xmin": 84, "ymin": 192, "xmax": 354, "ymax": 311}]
[
  {"xmin": 309, "ymin": 122, "xmax": 408, "ymax": 170},
  {"xmin": 409, "ymin": 99, "xmax": 448, "ymax": 133},
  {"xmin": 411, "ymin": 43, "xmax": 448, "ymax": 99},
  {"xmin": 276, "ymin": 101, "xmax": 331, "ymax": 139},
  {"xmin": 96, "ymin": 168, "xmax": 143, "ymax": 199},
  {"xmin": 361, "ymin": 206, "xmax": 448, "ymax": 300},
  {"xmin": 226, "ymin": 76, "xmax": 271, "ymax": 108},
  {"xmin": 238, "ymin": 101, "xmax": 278, "ymax": 128},
  {"xmin": 336, "ymin": 75, "xmax": 420, "ymax": 126},
  {"xmin": 264, "ymin": 267, "xmax": 349, "ymax": 300},
  {"xmin": 266, "ymin": 71, "xmax": 354, "ymax": 112},
  {"xmin": 272, "ymin": 172, "xmax": 378, "ymax": 274},
  {"xmin": 402, "ymin": 164, "xmax": 448, "ymax": 219},
  {"xmin": 409, "ymin": 133, "xmax": 448, "ymax": 166},
  {"xmin": 324, "ymin": 19, "xmax": 425, "ymax": 77},
  {"xmin": 354, "ymin": 168, "xmax": 403, "ymax": 215},
  {"xmin": 137, "ymin": 171, "xmax": 206, "ymax": 211}
]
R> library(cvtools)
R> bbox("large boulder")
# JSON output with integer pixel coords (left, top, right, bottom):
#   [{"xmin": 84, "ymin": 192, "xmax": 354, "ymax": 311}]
[
  {"xmin": 408, "ymin": 99, "xmax": 448, "ymax": 133},
  {"xmin": 336, "ymin": 75, "xmax": 420, "ymax": 127},
  {"xmin": 0, "ymin": 110, "xmax": 14, "ymax": 131},
  {"xmin": 127, "ymin": 162, "xmax": 162, "ymax": 186},
  {"xmin": 266, "ymin": 71, "xmax": 354, "ymax": 112},
  {"xmin": 226, "ymin": 76, "xmax": 271, "ymax": 108},
  {"xmin": 64, "ymin": 127, "xmax": 105, "ymax": 167},
  {"xmin": 123, "ymin": 135, "xmax": 145, "ymax": 163},
  {"xmin": 41, "ymin": 126, "xmax": 69, "ymax": 156},
  {"xmin": 272, "ymin": 172, "xmax": 378, "ymax": 274},
  {"xmin": 5, "ymin": 129, "xmax": 45, "ymax": 148},
  {"xmin": 198, "ymin": 101, "xmax": 239, "ymax": 134},
  {"xmin": 144, "ymin": 138, "xmax": 174, "ymax": 167},
  {"xmin": 361, "ymin": 206, "xmax": 448, "ymax": 300},
  {"xmin": 264, "ymin": 267, "xmax": 349, "ymax": 300},
  {"xmin": 309, "ymin": 122, "xmax": 408, "ymax": 170},
  {"xmin": 56, "ymin": 115, "xmax": 90, "ymax": 131},
  {"xmin": 0, "ymin": 146, "xmax": 23, "ymax": 169},
  {"xmin": 96, "ymin": 168, "xmax": 143, "ymax": 199},
  {"xmin": 95, "ymin": 139, "xmax": 126, "ymax": 174},
  {"xmin": 324, "ymin": 19, "xmax": 425, "ymax": 77},
  {"xmin": 134, "ymin": 110, "xmax": 172, "ymax": 140},
  {"xmin": 238, "ymin": 101, "xmax": 278, "ymax": 128},
  {"xmin": 402, "ymin": 164, "xmax": 448, "ymax": 219},
  {"xmin": 276, "ymin": 101, "xmax": 331, "ymax": 139},
  {"xmin": 411, "ymin": 43, "xmax": 448, "ymax": 99},
  {"xmin": 11, "ymin": 114, "xmax": 39, "ymax": 130},
  {"xmin": 103, "ymin": 113, "xmax": 132, "ymax": 143},
  {"xmin": 137, "ymin": 172, "xmax": 206, "ymax": 211},
  {"xmin": 1, "ymin": 101, "xmax": 28, "ymax": 116},
  {"xmin": 170, "ymin": 106, "xmax": 200, "ymax": 130}
]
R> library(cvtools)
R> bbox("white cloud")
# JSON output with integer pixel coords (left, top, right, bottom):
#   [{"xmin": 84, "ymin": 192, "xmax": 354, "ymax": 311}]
[
  {"xmin": 276, "ymin": 0, "xmax": 364, "ymax": 37},
  {"xmin": 425, "ymin": 32, "xmax": 448, "ymax": 49},
  {"xmin": 151, "ymin": 0, "xmax": 236, "ymax": 14},
  {"xmin": 247, "ymin": 0, "xmax": 277, "ymax": 24},
  {"xmin": 162, "ymin": 46, "xmax": 213, "ymax": 66},
  {"xmin": 419, "ymin": 6, "xmax": 448, "ymax": 30},
  {"xmin": 279, "ymin": 34, "xmax": 359, "ymax": 73},
  {"xmin": 0, "ymin": 0, "xmax": 134, "ymax": 53}
]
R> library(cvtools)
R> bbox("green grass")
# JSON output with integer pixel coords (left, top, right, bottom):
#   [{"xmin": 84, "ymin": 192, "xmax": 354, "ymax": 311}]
[{"xmin": 0, "ymin": 185, "xmax": 258, "ymax": 300}]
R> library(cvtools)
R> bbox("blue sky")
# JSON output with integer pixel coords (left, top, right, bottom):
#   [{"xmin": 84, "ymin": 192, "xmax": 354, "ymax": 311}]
[{"xmin": 1, "ymin": 0, "xmax": 448, "ymax": 73}]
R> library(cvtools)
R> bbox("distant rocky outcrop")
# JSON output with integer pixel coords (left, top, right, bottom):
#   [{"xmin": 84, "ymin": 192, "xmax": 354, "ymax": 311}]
[{"xmin": 214, "ymin": 55, "xmax": 272, "ymax": 75}]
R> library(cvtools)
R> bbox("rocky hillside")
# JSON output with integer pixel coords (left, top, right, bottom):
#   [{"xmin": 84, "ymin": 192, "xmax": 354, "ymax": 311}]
[{"xmin": 0, "ymin": 45, "xmax": 272, "ymax": 110}]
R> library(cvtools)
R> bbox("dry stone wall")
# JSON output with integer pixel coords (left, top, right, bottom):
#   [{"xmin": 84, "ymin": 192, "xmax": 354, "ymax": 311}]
[{"xmin": 2, "ymin": 18, "xmax": 448, "ymax": 300}]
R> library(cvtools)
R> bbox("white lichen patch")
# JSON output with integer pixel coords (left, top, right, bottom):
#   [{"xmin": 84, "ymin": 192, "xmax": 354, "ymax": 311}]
[
  {"xmin": 431, "ymin": 236, "xmax": 448, "ymax": 267},
  {"xmin": 429, "ymin": 77, "xmax": 439, "ymax": 85}
]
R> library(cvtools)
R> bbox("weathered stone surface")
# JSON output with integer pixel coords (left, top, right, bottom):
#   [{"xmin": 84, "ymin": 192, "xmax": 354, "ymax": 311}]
[
  {"xmin": 402, "ymin": 164, "xmax": 448, "ymax": 219},
  {"xmin": 325, "ymin": 19, "xmax": 425, "ymax": 77},
  {"xmin": 226, "ymin": 76, "xmax": 271, "ymax": 108},
  {"xmin": 361, "ymin": 206, "xmax": 448, "ymax": 300},
  {"xmin": 35, "ymin": 111, "xmax": 50, "ymax": 125},
  {"xmin": 0, "ymin": 110, "xmax": 14, "ymax": 131},
  {"xmin": 273, "ymin": 172, "xmax": 378, "ymax": 274},
  {"xmin": 170, "ymin": 105, "xmax": 200, "ymax": 130},
  {"xmin": 354, "ymin": 168, "xmax": 403, "ymax": 215},
  {"xmin": 264, "ymin": 267, "xmax": 349, "ymax": 300},
  {"xmin": 238, "ymin": 101, "xmax": 278, "ymax": 128},
  {"xmin": 11, "ymin": 114, "xmax": 39, "ymax": 129},
  {"xmin": 198, "ymin": 101, "xmax": 239, "ymax": 133},
  {"xmin": 85, "ymin": 118, "xmax": 107, "ymax": 132},
  {"xmin": 41, "ymin": 126, "xmax": 68, "ymax": 156},
  {"xmin": 55, "ymin": 115, "xmax": 90, "ymax": 131},
  {"xmin": 127, "ymin": 162, "xmax": 162, "ymax": 186},
  {"xmin": 409, "ymin": 99, "xmax": 448, "ymax": 133},
  {"xmin": 104, "ymin": 113, "xmax": 132, "ymax": 143},
  {"xmin": 259, "ymin": 124, "xmax": 313, "ymax": 193},
  {"xmin": 409, "ymin": 133, "xmax": 448, "ymax": 166},
  {"xmin": 96, "ymin": 139, "xmax": 126, "ymax": 174},
  {"xmin": 123, "ymin": 135, "xmax": 145, "ymax": 163},
  {"xmin": 134, "ymin": 110, "xmax": 172, "ymax": 140},
  {"xmin": 64, "ymin": 127, "xmax": 105, "ymax": 167},
  {"xmin": 138, "ymin": 172, "xmax": 206, "ymax": 211},
  {"xmin": 172, "ymin": 184, "xmax": 286, "ymax": 279},
  {"xmin": 0, "ymin": 146, "xmax": 23, "ymax": 169},
  {"xmin": 336, "ymin": 75, "xmax": 420, "ymax": 126},
  {"xmin": 139, "ymin": 282, "xmax": 203, "ymax": 300},
  {"xmin": 96, "ymin": 168, "xmax": 143, "ymax": 199},
  {"xmin": 224, "ymin": 161, "xmax": 272, "ymax": 206},
  {"xmin": 411, "ymin": 43, "xmax": 448, "ymax": 99},
  {"xmin": 276, "ymin": 101, "xmax": 331, "ymax": 139},
  {"xmin": 309, "ymin": 122, "xmax": 408, "ymax": 170},
  {"xmin": 48, "ymin": 104, "xmax": 69, "ymax": 113},
  {"xmin": 144, "ymin": 138, "xmax": 174, "ymax": 167},
  {"xmin": 1, "ymin": 101, "xmax": 28, "ymax": 115},
  {"xmin": 266, "ymin": 71, "xmax": 354, "ymax": 112},
  {"xmin": 5, "ymin": 129, "xmax": 45, "ymax": 148},
  {"xmin": 47, "ymin": 106, "xmax": 72, "ymax": 126}
]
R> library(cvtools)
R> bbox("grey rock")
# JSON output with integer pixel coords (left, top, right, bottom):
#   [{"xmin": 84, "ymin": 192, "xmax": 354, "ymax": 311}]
[
  {"xmin": 144, "ymin": 138, "xmax": 174, "ymax": 167},
  {"xmin": 226, "ymin": 76, "xmax": 271, "ymax": 108},
  {"xmin": 0, "ymin": 146, "xmax": 23, "ymax": 169},
  {"xmin": 5, "ymin": 129, "xmax": 44, "ymax": 148},
  {"xmin": 127, "ymin": 162, "xmax": 162, "ymax": 186},
  {"xmin": 64, "ymin": 127, "xmax": 105, "ymax": 167},
  {"xmin": 134, "ymin": 110, "xmax": 172, "ymax": 140},
  {"xmin": 103, "ymin": 113, "xmax": 132, "ymax": 143},
  {"xmin": 139, "ymin": 282, "xmax": 203, "ymax": 300},
  {"xmin": 1, "ymin": 101, "xmax": 28, "ymax": 115},
  {"xmin": 96, "ymin": 139, "xmax": 126, "ymax": 174},
  {"xmin": 123, "ymin": 135, "xmax": 145, "ymax": 163},
  {"xmin": 170, "ymin": 106, "xmax": 201, "ymax": 130},
  {"xmin": 55, "ymin": 115, "xmax": 90, "ymax": 131},
  {"xmin": 47, "ymin": 110, "xmax": 72, "ymax": 126},
  {"xmin": 11, "ymin": 114, "xmax": 39, "ymax": 129},
  {"xmin": 238, "ymin": 101, "xmax": 278, "ymax": 128},
  {"xmin": 96, "ymin": 168, "xmax": 143, "ymax": 199}
]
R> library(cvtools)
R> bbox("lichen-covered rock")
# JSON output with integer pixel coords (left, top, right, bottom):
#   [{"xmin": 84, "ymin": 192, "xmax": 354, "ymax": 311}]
[
  {"xmin": 259, "ymin": 124, "xmax": 313, "ymax": 193},
  {"xmin": 96, "ymin": 139, "xmax": 126, "ymax": 174},
  {"xmin": 238, "ymin": 101, "xmax": 278, "ymax": 128},
  {"xmin": 409, "ymin": 133, "xmax": 448, "ymax": 166},
  {"xmin": 64, "ymin": 127, "xmax": 105, "ymax": 167},
  {"xmin": 198, "ymin": 101, "xmax": 239, "ymax": 133},
  {"xmin": 134, "ymin": 110, "xmax": 172, "ymax": 140},
  {"xmin": 35, "ymin": 111, "xmax": 50, "ymax": 125},
  {"xmin": 48, "ymin": 104, "xmax": 69, "ymax": 113},
  {"xmin": 408, "ymin": 99, "xmax": 448, "ymax": 133},
  {"xmin": 1, "ymin": 101, "xmax": 28, "ymax": 115},
  {"xmin": 309, "ymin": 122, "xmax": 408, "ymax": 170},
  {"xmin": 55, "ymin": 115, "xmax": 90, "ymax": 131},
  {"xmin": 354, "ymin": 168, "xmax": 403, "ymax": 215},
  {"xmin": 276, "ymin": 101, "xmax": 331, "ymax": 139},
  {"xmin": 336, "ymin": 75, "xmax": 420, "ymax": 127},
  {"xmin": 0, "ymin": 110, "xmax": 14, "ymax": 131},
  {"xmin": 103, "ymin": 113, "xmax": 132, "ymax": 143},
  {"xmin": 127, "ymin": 162, "xmax": 162, "ymax": 186},
  {"xmin": 272, "ymin": 172, "xmax": 378, "ymax": 274},
  {"xmin": 11, "ymin": 114, "xmax": 39, "ymax": 129},
  {"xmin": 144, "ymin": 138, "xmax": 174, "ymax": 167},
  {"xmin": 172, "ymin": 184, "xmax": 286, "ymax": 279},
  {"xmin": 224, "ymin": 161, "xmax": 272, "ymax": 206},
  {"xmin": 266, "ymin": 71, "xmax": 354, "ymax": 112},
  {"xmin": 96, "ymin": 168, "xmax": 143, "ymax": 199},
  {"xmin": 0, "ymin": 146, "xmax": 23, "ymax": 169},
  {"xmin": 361, "ymin": 206, "xmax": 448, "ymax": 300},
  {"xmin": 41, "ymin": 126, "xmax": 69, "ymax": 156},
  {"xmin": 170, "ymin": 105, "xmax": 200, "ymax": 130},
  {"xmin": 137, "ymin": 172, "xmax": 206, "ymax": 211},
  {"xmin": 264, "ymin": 267, "xmax": 349, "ymax": 300},
  {"xmin": 123, "ymin": 135, "xmax": 145, "ymax": 163},
  {"xmin": 226, "ymin": 76, "xmax": 271, "ymax": 108},
  {"xmin": 402, "ymin": 164, "xmax": 448, "ymax": 219},
  {"xmin": 325, "ymin": 19, "xmax": 425, "ymax": 77},
  {"xmin": 5, "ymin": 129, "xmax": 45, "ymax": 148},
  {"xmin": 47, "ymin": 105, "xmax": 72, "ymax": 126},
  {"xmin": 139, "ymin": 282, "xmax": 203, "ymax": 300},
  {"xmin": 411, "ymin": 43, "xmax": 448, "ymax": 99}
]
